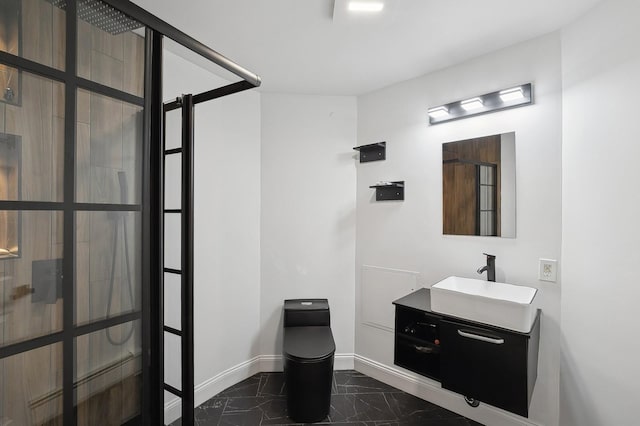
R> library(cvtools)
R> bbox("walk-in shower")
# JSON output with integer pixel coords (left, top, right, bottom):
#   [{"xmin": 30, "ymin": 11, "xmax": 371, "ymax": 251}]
[{"xmin": 0, "ymin": 0, "xmax": 260, "ymax": 424}]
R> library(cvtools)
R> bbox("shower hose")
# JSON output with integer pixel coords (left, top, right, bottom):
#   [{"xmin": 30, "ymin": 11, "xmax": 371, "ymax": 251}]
[{"xmin": 106, "ymin": 171, "xmax": 135, "ymax": 346}]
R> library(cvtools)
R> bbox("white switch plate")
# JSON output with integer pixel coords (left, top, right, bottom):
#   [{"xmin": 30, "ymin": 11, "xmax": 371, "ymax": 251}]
[{"xmin": 539, "ymin": 258, "xmax": 557, "ymax": 282}]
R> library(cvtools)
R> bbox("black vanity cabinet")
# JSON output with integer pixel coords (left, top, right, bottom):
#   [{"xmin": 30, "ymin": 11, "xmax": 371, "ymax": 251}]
[
  {"xmin": 394, "ymin": 305, "xmax": 441, "ymax": 381},
  {"xmin": 440, "ymin": 314, "xmax": 540, "ymax": 417},
  {"xmin": 393, "ymin": 288, "xmax": 541, "ymax": 418}
]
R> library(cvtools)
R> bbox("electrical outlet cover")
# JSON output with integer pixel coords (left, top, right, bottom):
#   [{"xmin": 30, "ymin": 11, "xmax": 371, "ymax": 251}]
[{"xmin": 539, "ymin": 258, "xmax": 557, "ymax": 282}]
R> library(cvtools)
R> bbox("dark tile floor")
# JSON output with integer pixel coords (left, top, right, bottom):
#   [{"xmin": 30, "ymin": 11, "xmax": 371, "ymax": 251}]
[{"xmin": 170, "ymin": 370, "xmax": 482, "ymax": 426}]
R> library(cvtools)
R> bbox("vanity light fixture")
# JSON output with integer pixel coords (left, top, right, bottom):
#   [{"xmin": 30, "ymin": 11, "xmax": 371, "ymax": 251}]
[
  {"xmin": 428, "ymin": 83, "xmax": 533, "ymax": 125},
  {"xmin": 460, "ymin": 97, "xmax": 484, "ymax": 111},
  {"xmin": 348, "ymin": 1, "xmax": 385, "ymax": 12},
  {"xmin": 499, "ymin": 87, "xmax": 525, "ymax": 102},
  {"xmin": 428, "ymin": 106, "xmax": 449, "ymax": 119}
]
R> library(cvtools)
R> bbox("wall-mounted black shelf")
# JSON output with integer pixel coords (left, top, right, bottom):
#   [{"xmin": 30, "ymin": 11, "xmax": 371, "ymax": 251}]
[
  {"xmin": 370, "ymin": 181, "xmax": 404, "ymax": 201},
  {"xmin": 353, "ymin": 142, "xmax": 386, "ymax": 163}
]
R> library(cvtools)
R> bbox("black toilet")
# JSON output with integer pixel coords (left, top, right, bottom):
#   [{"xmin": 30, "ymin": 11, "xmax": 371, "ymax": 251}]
[{"xmin": 283, "ymin": 299, "xmax": 336, "ymax": 423}]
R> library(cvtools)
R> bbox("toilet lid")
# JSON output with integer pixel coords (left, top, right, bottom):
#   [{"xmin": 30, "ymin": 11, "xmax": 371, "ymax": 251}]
[{"xmin": 283, "ymin": 326, "xmax": 335, "ymax": 361}]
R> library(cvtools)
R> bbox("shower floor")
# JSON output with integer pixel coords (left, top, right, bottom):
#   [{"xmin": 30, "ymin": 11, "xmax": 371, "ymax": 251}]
[{"xmin": 169, "ymin": 370, "xmax": 483, "ymax": 425}]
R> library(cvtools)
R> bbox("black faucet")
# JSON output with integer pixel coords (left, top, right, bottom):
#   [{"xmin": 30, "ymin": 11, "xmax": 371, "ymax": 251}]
[{"xmin": 477, "ymin": 253, "xmax": 496, "ymax": 282}]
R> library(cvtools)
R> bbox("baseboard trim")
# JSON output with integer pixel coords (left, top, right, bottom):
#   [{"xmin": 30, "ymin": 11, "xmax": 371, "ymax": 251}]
[
  {"xmin": 164, "ymin": 353, "xmax": 354, "ymax": 423},
  {"xmin": 259, "ymin": 353, "xmax": 355, "ymax": 372},
  {"xmin": 353, "ymin": 354, "xmax": 541, "ymax": 426},
  {"xmin": 164, "ymin": 355, "xmax": 262, "ymax": 424}
]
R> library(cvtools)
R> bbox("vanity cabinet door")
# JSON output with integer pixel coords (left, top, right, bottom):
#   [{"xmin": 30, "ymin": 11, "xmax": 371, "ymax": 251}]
[{"xmin": 440, "ymin": 319, "xmax": 530, "ymax": 417}]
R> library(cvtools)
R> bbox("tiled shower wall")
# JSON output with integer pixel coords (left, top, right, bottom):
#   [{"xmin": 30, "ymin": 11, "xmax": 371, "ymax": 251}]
[{"xmin": 0, "ymin": 0, "xmax": 145, "ymax": 424}]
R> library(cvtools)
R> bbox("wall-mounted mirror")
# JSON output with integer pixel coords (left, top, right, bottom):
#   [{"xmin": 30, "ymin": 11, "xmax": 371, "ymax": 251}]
[{"xmin": 442, "ymin": 132, "xmax": 515, "ymax": 238}]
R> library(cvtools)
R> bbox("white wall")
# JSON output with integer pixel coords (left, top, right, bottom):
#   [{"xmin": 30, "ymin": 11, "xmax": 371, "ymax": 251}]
[
  {"xmin": 260, "ymin": 94, "xmax": 357, "ymax": 365},
  {"xmin": 162, "ymin": 49, "xmax": 262, "ymax": 420},
  {"xmin": 355, "ymin": 34, "xmax": 563, "ymax": 426},
  {"xmin": 560, "ymin": 1, "xmax": 640, "ymax": 425},
  {"xmin": 157, "ymin": 4, "xmax": 640, "ymax": 424},
  {"xmin": 501, "ymin": 132, "xmax": 516, "ymax": 238}
]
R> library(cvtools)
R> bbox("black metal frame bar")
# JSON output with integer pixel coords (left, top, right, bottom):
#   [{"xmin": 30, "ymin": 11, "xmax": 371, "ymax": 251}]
[
  {"xmin": 164, "ymin": 147, "xmax": 182, "ymax": 155},
  {"xmin": 192, "ymin": 80, "xmax": 256, "ymax": 104},
  {"xmin": 161, "ymin": 83, "xmax": 260, "ymax": 426},
  {"xmin": 143, "ymin": 28, "xmax": 165, "ymax": 426},
  {"xmin": 180, "ymin": 93, "xmax": 195, "ymax": 426},
  {"xmin": 0, "ymin": 331, "xmax": 64, "ymax": 359},
  {"xmin": 162, "ymin": 96, "xmax": 189, "ymax": 420},
  {"xmin": 475, "ymin": 164, "xmax": 498, "ymax": 237},
  {"xmin": 100, "ymin": 0, "xmax": 261, "ymax": 88},
  {"xmin": 0, "ymin": 51, "xmax": 144, "ymax": 107},
  {"xmin": 163, "ymin": 80, "xmax": 256, "ymax": 113},
  {"xmin": 0, "ymin": 201, "xmax": 142, "ymax": 211},
  {"xmin": 62, "ymin": 0, "xmax": 78, "ymax": 422},
  {"xmin": 164, "ymin": 383, "xmax": 183, "ymax": 398}
]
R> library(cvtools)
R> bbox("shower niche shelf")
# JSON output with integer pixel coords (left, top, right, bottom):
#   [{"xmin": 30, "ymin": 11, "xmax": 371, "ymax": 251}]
[
  {"xmin": 370, "ymin": 181, "xmax": 404, "ymax": 201},
  {"xmin": 353, "ymin": 142, "xmax": 386, "ymax": 163},
  {"xmin": 0, "ymin": 133, "xmax": 21, "ymax": 260}
]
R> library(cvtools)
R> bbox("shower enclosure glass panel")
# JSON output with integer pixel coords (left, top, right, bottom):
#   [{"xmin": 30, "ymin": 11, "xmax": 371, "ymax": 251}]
[
  {"xmin": 72, "ymin": 3, "xmax": 147, "ymax": 424},
  {"xmin": 164, "ymin": 108, "xmax": 181, "ymax": 150},
  {"xmin": 0, "ymin": 67, "xmax": 65, "ymax": 202},
  {"xmin": 164, "ymin": 213, "xmax": 181, "ymax": 271},
  {"xmin": 75, "ymin": 211, "xmax": 141, "ymax": 325},
  {"xmin": 0, "ymin": 0, "xmax": 66, "ymax": 71},
  {"xmin": 163, "ymin": 272, "xmax": 181, "ymax": 331},
  {"xmin": 0, "ymin": 343, "xmax": 63, "ymax": 425},
  {"xmin": 75, "ymin": 89, "xmax": 143, "ymax": 205},
  {"xmin": 76, "ymin": 2, "xmax": 145, "ymax": 97},
  {"xmin": 0, "ymin": 210, "xmax": 63, "ymax": 347},
  {"xmin": 0, "ymin": 0, "xmax": 148, "ymax": 424},
  {"xmin": 164, "ymin": 153, "xmax": 181, "ymax": 210},
  {"xmin": 75, "ymin": 320, "xmax": 142, "ymax": 424}
]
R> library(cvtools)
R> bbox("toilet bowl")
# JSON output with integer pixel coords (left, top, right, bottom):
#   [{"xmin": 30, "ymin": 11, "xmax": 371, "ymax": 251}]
[{"xmin": 283, "ymin": 299, "xmax": 336, "ymax": 423}]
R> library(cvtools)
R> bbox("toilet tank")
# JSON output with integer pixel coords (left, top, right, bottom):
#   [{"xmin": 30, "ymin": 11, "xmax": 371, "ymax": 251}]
[{"xmin": 284, "ymin": 299, "xmax": 330, "ymax": 327}]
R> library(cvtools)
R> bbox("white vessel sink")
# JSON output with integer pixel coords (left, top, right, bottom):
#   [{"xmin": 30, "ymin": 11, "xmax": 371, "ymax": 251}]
[{"xmin": 430, "ymin": 276, "xmax": 538, "ymax": 333}]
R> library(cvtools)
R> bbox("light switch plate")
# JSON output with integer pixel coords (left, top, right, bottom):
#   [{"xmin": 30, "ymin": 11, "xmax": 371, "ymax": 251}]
[{"xmin": 539, "ymin": 258, "xmax": 557, "ymax": 282}]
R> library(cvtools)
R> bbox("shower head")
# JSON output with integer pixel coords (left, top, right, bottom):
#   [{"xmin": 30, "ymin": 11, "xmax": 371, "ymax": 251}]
[{"xmin": 48, "ymin": 0, "xmax": 144, "ymax": 35}]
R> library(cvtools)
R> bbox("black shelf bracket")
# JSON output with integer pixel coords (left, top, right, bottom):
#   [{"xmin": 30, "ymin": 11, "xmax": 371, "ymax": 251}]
[
  {"xmin": 353, "ymin": 142, "xmax": 386, "ymax": 163},
  {"xmin": 369, "ymin": 181, "xmax": 404, "ymax": 201}
]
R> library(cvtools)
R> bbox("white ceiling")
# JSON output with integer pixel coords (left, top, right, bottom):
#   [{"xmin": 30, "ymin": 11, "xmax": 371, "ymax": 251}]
[{"xmin": 132, "ymin": 0, "xmax": 601, "ymax": 95}]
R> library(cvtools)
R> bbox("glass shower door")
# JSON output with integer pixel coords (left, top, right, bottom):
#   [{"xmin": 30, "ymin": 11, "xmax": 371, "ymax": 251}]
[{"xmin": 0, "ymin": 1, "xmax": 149, "ymax": 424}]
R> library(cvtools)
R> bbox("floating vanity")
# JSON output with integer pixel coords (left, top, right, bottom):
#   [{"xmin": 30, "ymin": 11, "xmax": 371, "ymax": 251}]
[{"xmin": 393, "ymin": 279, "xmax": 540, "ymax": 418}]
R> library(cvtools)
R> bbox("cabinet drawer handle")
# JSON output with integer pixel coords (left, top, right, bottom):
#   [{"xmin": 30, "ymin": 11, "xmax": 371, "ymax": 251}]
[
  {"xmin": 413, "ymin": 345, "xmax": 433, "ymax": 354},
  {"xmin": 457, "ymin": 329, "xmax": 504, "ymax": 345}
]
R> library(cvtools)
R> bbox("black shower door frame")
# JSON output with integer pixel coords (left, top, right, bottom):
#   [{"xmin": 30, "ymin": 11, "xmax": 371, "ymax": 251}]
[
  {"xmin": 0, "ymin": 1, "xmax": 156, "ymax": 425},
  {"xmin": 0, "ymin": 1, "xmax": 259, "ymax": 424}
]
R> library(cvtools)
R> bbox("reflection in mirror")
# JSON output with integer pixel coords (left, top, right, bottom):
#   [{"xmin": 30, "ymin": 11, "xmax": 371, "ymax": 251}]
[{"xmin": 442, "ymin": 132, "xmax": 516, "ymax": 237}]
